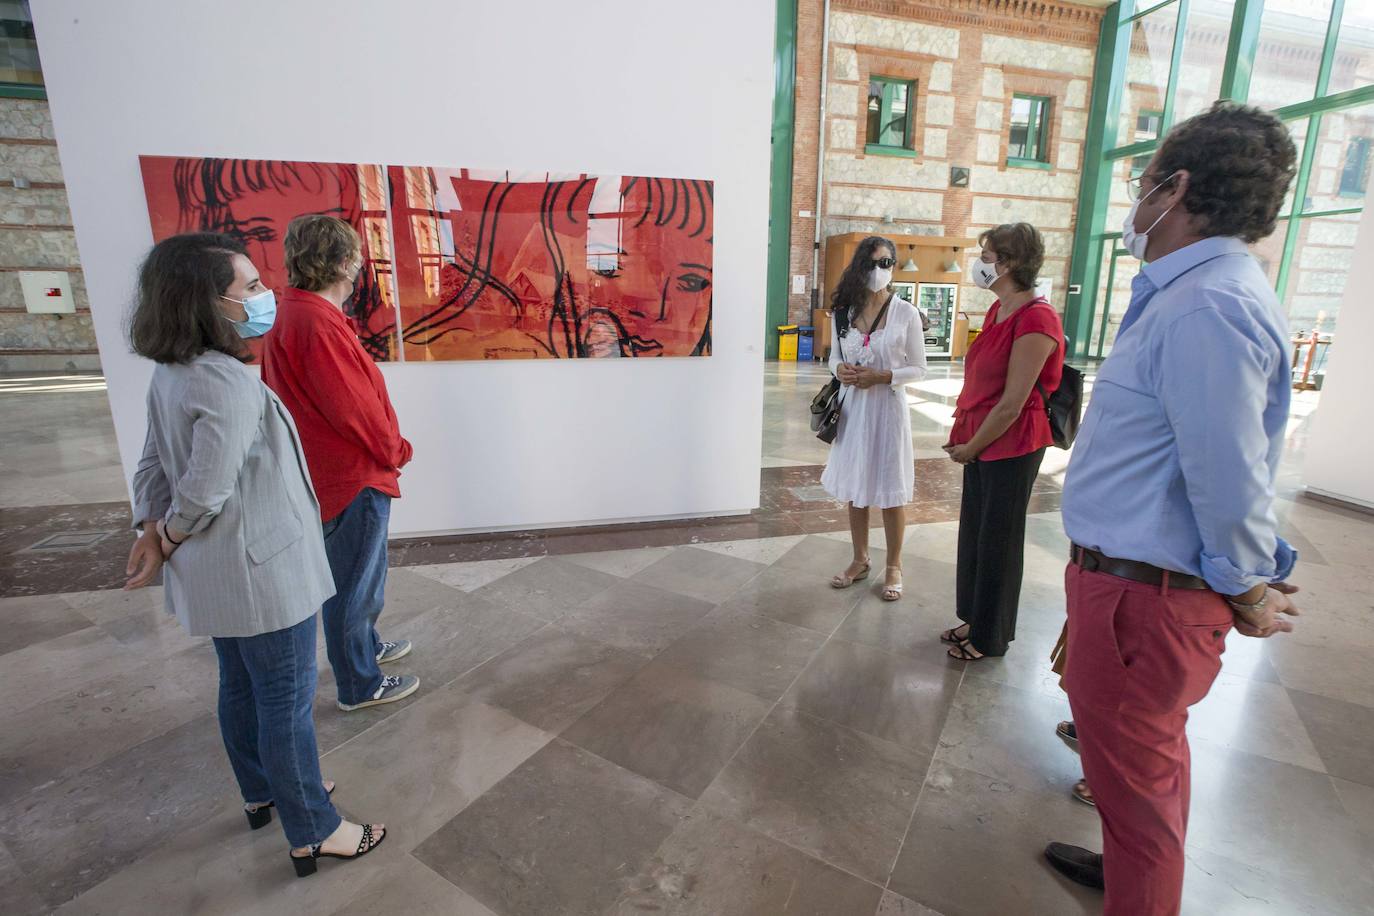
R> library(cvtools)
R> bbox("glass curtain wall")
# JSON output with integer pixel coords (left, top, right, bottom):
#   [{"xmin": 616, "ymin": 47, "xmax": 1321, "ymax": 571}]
[{"xmin": 1067, "ymin": 0, "xmax": 1374, "ymax": 362}]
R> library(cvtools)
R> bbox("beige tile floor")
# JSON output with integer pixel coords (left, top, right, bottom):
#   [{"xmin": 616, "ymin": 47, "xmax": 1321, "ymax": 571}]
[{"xmin": 0, "ymin": 365, "xmax": 1370, "ymax": 915}]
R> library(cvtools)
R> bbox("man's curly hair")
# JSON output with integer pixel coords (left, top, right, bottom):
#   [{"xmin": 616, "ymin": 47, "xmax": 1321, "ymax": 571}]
[{"xmin": 1151, "ymin": 101, "xmax": 1297, "ymax": 244}]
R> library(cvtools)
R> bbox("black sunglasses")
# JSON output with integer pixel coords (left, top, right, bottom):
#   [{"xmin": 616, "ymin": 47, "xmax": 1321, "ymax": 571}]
[{"xmin": 866, "ymin": 257, "xmax": 896, "ymax": 270}]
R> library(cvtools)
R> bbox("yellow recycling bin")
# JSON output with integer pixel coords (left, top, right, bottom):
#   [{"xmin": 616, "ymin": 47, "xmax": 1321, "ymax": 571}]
[{"xmin": 777, "ymin": 324, "xmax": 799, "ymax": 361}]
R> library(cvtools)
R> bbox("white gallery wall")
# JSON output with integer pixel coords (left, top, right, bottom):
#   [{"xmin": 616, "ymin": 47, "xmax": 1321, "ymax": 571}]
[
  {"xmin": 1303, "ymin": 200, "xmax": 1374, "ymax": 509},
  {"xmin": 33, "ymin": 0, "xmax": 772, "ymax": 536}
]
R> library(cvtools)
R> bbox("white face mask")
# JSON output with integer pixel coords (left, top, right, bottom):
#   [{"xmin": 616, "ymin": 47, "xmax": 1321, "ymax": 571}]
[
  {"xmin": 1122, "ymin": 172, "xmax": 1178, "ymax": 261},
  {"xmin": 866, "ymin": 266, "xmax": 892, "ymax": 292},
  {"xmin": 971, "ymin": 260, "xmax": 1001, "ymax": 290}
]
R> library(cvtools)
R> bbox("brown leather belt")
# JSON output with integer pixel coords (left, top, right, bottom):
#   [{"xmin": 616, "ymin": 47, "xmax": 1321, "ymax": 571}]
[{"xmin": 1069, "ymin": 544, "xmax": 1209, "ymax": 591}]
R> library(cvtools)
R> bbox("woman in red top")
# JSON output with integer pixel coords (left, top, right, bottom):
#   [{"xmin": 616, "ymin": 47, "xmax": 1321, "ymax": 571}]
[{"xmin": 942, "ymin": 223, "xmax": 1064, "ymax": 660}]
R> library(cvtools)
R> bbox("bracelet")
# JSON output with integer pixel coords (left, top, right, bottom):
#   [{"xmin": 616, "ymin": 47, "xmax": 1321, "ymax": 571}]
[
  {"xmin": 1225, "ymin": 589, "xmax": 1268, "ymax": 613},
  {"xmin": 158, "ymin": 520, "xmax": 185, "ymax": 546}
]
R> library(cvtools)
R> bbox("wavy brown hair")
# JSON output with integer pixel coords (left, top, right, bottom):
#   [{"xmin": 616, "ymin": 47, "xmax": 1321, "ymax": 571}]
[
  {"xmin": 129, "ymin": 233, "xmax": 250, "ymax": 365},
  {"xmin": 978, "ymin": 223, "xmax": 1044, "ymax": 292},
  {"xmin": 830, "ymin": 235, "xmax": 895, "ymax": 336},
  {"xmin": 1150, "ymin": 102, "xmax": 1297, "ymax": 243},
  {"xmin": 284, "ymin": 214, "xmax": 360, "ymax": 292}
]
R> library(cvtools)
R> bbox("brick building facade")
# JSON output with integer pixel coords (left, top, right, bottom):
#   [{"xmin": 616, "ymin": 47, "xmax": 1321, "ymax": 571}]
[{"xmin": 786, "ymin": 0, "xmax": 1105, "ymax": 329}]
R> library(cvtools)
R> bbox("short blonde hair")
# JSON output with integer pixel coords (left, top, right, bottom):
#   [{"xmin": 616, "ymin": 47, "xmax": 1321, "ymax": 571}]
[{"xmin": 284, "ymin": 215, "xmax": 360, "ymax": 292}]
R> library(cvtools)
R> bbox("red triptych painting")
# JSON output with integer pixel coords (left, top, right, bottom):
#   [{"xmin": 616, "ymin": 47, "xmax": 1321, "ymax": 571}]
[{"xmin": 139, "ymin": 157, "xmax": 714, "ymax": 362}]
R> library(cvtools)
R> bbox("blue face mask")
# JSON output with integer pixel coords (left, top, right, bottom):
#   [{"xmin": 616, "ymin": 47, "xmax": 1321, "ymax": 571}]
[{"xmin": 221, "ymin": 289, "xmax": 277, "ymax": 338}]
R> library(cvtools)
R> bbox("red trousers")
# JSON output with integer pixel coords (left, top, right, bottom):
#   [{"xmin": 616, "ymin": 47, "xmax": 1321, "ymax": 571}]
[{"xmin": 1062, "ymin": 562, "xmax": 1233, "ymax": 916}]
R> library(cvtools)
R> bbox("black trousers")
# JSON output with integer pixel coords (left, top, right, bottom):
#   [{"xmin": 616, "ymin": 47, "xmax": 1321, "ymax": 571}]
[{"xmin": 955, "ymin": 448, "xmax": 1045, "ymax": 656}]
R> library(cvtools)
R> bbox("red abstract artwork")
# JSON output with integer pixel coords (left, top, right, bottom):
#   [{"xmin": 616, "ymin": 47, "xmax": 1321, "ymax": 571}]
[{"xmin": 138, "ymin": 157, "xmax": 713, "ymax": 362}]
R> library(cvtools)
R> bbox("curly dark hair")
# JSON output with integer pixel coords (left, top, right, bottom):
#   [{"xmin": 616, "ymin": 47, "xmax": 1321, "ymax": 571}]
[
  {"xmin": 1150, "ymin": 101, "xmax": 1297, "ymax": 243},
  {"xmin": 830, "ymin": 235, "xmax": 895, "ymax": 336},
  {"xmin": 129, "ymin": 233, "xmax": 251, "ymax": 365},
  {"xmin": 978, "ymin": 223, "xmax": 1044, "ymax": 292}
]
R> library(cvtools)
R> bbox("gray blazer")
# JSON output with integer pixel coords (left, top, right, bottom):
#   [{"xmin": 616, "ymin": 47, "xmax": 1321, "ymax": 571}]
[{"xmin": 132, "ymin": 350, "xmax": 335, "ymax": 638}]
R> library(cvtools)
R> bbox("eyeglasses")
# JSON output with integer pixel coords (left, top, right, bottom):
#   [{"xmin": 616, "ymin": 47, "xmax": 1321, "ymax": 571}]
[
  {"xmin": 866, "ymin": 257, "xmax": 896, "ymax": 270},
  {"xmin": 1127, "ymin": 172, "xmax": 1175, "ymax": 201}
]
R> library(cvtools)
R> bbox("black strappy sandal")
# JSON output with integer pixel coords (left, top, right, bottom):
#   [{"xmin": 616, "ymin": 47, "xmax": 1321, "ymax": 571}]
[
  {"xmin": 940, "ymin": 624, "xmax": 970, "ymax": 645},
  {"xmin": 245, "ymin": 780, "xmax": 336, "ymax": 831},
  {"xmin": 291, "ymin": 823, "xmax": 386, "ymax": 877},
  {"xmin": 947, "ymin": 639, "xmax": 985, "ymax": 661}
]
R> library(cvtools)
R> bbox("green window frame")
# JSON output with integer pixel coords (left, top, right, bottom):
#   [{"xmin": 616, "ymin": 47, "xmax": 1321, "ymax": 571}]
[
  {"xmin": 1340, "ymin": 137, "xmax": 1371, "ymax": 198},
  {"xmin": 1063, "ymin": 0, "xmax": 1374, "ymax": 361},
  {"xmin": 0, "ymin": 0, "xmax": 45, "ymax": 100},
  {"xmin": 1008, "ymin": 94, "xmax": 1052, "ymax": 168},
  {"xmin": 865, "ymin": 76, "xmax": 917, "ymax": 157}
]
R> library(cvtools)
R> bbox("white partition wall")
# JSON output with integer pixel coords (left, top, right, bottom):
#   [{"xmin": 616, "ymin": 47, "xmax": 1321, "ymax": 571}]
[
  {"xmin": 1303, "ymin": 202, "xmax": 1374, "ymax": 509},
  {"xmin": 32, "ymin": 0, "xmax": 772, "ymax": 536}
]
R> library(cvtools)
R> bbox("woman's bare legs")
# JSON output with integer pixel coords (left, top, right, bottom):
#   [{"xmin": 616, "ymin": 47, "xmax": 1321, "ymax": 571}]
[
  {"xmin": 881, "ymin": 506, "xmax": 905, "ymax": 598},
  {"xmin": 831, "ymin": 503, "xmax": 871, "ymax": 587}
]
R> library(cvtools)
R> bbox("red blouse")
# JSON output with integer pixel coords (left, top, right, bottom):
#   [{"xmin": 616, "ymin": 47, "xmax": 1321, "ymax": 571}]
[{"xmin": 948, "ymin": 298, "xmax": 1064, "ymax": 461}]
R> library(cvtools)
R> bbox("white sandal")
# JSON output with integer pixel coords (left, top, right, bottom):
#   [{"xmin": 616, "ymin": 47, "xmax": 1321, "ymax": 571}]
[
  {"xmin": 881, "ymin": 566, "xmax": 903, "ymax": 601},
  {"xmin": 831, "ymin": 559, "xmax": 871, "ymax": 589}
]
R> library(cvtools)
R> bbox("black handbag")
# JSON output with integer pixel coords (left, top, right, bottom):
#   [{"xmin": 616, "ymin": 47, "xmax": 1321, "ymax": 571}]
[
  {"xmin": 1037, "ymin": 364, "xmax": 1083, "ymax": 449},
  {"xmin": 1012, "ymin": 304, "xmax": 1083, "ymax": 449}
]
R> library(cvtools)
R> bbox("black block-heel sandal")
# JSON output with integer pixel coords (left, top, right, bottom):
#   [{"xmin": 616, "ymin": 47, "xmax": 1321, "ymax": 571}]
[
  {"xmin": 291, "ymin": 823, "xmax": 386, "ymax": 878},
  {"xmin": 245, "ymin": 781, "xmax": 336, "ymax": 831}
]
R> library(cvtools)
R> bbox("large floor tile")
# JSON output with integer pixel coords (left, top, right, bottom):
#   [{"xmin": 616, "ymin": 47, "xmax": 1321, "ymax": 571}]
[
  {"xmin": 563, "ymin": 661, "xmax": 772, "ymax": 798},
  {"xmin": 319, "ymin": 681, "xmax": 550, "ymax": 853},
  {"xmin": 2, "ymin": 715, "xmax": 236, "ymax": 908},
  {"xmin": 380, "ymin": 567, "xmax": 478, "ymax": 627},
  {"xmin": 783, "ymin": 639, "xmax": 961, "ymax": 755},
  {"xmin": 717, "ymin": 565, "xmax": 866, "ymax": 634},
  {"xmin": 0, "ymin": 593, "xmax": 92, "ymax": 656},
  {"xmin": 1180, "ymin": 845, "xmax": 1349, "ymax": 915},
  {"xmin": 699, "ymin": 707, "xmax": 926, "ymax": 885},
  {"xmin": 1286, "ymin": 687, "xmax": 1374, "ymax": 787},
  {"xmin": 450, "ymin": 625, "xmax": 646, "ymax": 732},
  {"xmin": 412, "ymin": 739, "xmax": 691, "ymax": 916},
  {"xmin": 559, "ymin": 546, "xmax": 675, "ymax": 578},
  {"xmin": 654, "ymin": 608, "xmax": 826, "ymax": 701},
  {"xmin": 630, "ymin": 546, "xmax": 767, "ymax": 604},
  {"xmin": 773, "ymin": 534, "xmax": 888, "ymax": 578},
  {"xmin": 1188, "ymin": 739, "xmax": 1374, "ymax": 912},
  {"xmin": 1332, "ymin": 776, "xmax": 1374, "ymax": 835},
  {"xmin": 1186, "ymin": 672, "xmax": 1326, "ymax": 773},
  {"xmin": 887, "ymin": 759, "xmax": 1103, "ymax": 916},
  {"xmin": 0, "ymin": 665, "xmax": 205, "ymax": 807},
  {"xmin": 331, "ymin": 854, "xmax": 499, "ymax": 916},
  {"xmin": 611, "ymin": 808, "xmax": 884, "ymax": 915},
  {"xmin": 876, "ymin": 891, "xmax": 946, "ymax": 915},
  {"xmin": 832, "ymin": 575, "xmax": 958, "ymax": 661},
  {"xmin": 312, "ymin": 595, "xmax": 546, "ymax": 754},
  {"xmin": 474, "ymin": 557, "xmax": 621, "ymax": 621},
  {"xmin": 558, "ymin": 580, "xmax": 717, "ymax": 659},
  {"xmin": 0, "ymin": 627, "xmax": 138, "ymax": 715},
  {"xmin": 1267, "ymin": 636, "xmax": 1374, "ymax": 708},
  {"xmin": 408, "ymin": 557, "xmax": 543, "ymax": 593},
  {"xmin": 0, "ymin": 842, "xmax": 46, "ymax": 916},
  {"xmin": 931, "ymin": 673, "xmax": 1079, "ymax": 795},
  {"xmin": 691, "ymin": 535, "xmax": 808, "ymax": 567}
]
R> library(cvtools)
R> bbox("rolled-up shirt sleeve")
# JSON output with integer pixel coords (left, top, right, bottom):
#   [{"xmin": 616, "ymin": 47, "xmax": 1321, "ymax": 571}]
[
  {"xmin": 130, "ymin": 422, "xmax": 171, "ymax": 529},
  {"xmin": 164, "ymin": 372, "xmax": 262, "ymax": 539},
  {"xmin": 889, "ymin": 306, "xmax": 929, "ymax": 389},
  {"xmin": 1159, "ymin": 306, "xmax": 1285, "ymax": 594}
]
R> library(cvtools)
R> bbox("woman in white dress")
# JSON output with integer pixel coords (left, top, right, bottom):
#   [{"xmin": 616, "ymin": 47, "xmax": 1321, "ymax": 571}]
[{"xmin": 821, "ymin": 236, "xmax": 929, "ymax": 601}]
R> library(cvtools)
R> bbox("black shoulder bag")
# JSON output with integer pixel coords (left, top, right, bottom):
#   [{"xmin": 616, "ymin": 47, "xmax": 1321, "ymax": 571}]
[{"xmin": 1012, "ymin": 304, "xmax": 1083, "ymax": 449}]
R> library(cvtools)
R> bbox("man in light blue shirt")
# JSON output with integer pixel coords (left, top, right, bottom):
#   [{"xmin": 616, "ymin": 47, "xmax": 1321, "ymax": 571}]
[{"xmin": 1045, "ymin": 103, "xmax": 1302, "ymax": 915}]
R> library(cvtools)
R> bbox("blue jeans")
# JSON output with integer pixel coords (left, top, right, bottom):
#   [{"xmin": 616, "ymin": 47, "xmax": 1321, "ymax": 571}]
[
  {"xmin": 213, "ymin": 615, "xmax": 341, "ymax": 848},
  {"xmin": 321, "ymin": 488, "xmax": 392, "ymax": 705}
]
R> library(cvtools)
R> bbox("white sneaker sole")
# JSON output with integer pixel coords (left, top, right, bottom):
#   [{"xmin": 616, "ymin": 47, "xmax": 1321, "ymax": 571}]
[{"xmin": 336, "ymin": 677, "xmax": 421, "ymax": 712}]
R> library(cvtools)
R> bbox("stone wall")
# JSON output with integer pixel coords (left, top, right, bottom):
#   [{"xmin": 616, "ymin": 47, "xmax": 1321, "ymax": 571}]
[
  {"xmin": 0, "ymin": 97, "xmax": 99, "ymax": 371},
  {"xmin": 787, "ymin": 0, "xmax": 1103, "ymax": 328}
]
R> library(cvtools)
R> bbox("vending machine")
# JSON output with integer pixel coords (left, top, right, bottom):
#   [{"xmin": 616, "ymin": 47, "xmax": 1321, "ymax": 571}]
[{"xmin": 915, "ymin": 282, "xmax": 958, "ymax": 357}]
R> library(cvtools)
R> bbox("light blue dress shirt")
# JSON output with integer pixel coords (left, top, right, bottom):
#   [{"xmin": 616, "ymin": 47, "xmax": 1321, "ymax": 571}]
[{"xmin": 1062, "ymin": 236, "xmax": 1296, "ymax": 595}]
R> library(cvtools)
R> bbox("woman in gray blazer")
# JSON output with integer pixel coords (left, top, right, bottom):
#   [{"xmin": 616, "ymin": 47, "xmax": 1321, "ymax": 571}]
[{"xmin": 123, "ymin": 233, "xmax": 385, "ymax": 877}]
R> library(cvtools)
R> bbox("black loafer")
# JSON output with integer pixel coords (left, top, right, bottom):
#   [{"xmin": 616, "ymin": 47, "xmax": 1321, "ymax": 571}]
[{"xmin": 1044, "ymin": 842, "xmax": 1104, "ymax": 890}]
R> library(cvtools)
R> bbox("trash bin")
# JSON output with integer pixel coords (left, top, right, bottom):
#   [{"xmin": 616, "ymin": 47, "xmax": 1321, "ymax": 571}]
[
  {"xmin": 797, "ymin": 326, "xmax": 815, "ymax": 361},
  {"xmin": 777, "ymin": 324, "xmax": 798, "ymax": 361}
]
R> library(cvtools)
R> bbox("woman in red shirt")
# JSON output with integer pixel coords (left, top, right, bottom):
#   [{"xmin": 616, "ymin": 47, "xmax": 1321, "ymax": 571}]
[{"xmin": 942, "ymin": 223, "xmax": 1063, "ymax": 660}]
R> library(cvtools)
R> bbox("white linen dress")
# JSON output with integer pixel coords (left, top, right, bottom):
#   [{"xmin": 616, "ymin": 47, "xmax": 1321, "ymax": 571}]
[{"xmin": 820, "ymin": 296, "xmax": 929, "ymax": 509}]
